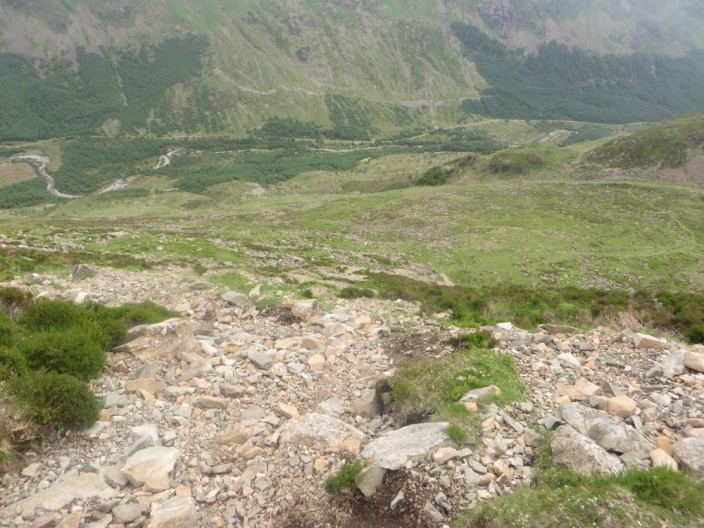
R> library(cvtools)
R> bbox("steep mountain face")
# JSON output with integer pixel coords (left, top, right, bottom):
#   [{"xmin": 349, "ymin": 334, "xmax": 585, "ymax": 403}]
[{"xmin": 1, "ymin": 0, "xmax": 704, "ymax": 139}]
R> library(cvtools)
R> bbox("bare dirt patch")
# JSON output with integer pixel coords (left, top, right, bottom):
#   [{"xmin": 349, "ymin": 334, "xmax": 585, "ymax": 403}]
[
  {"xmin": 381, "ymin": 330, "xmax": 451, "ymax": 364},
  {"xmin": 280, "ymin": 471, "xmax": 447, "ymax": 528},
  {"xmin": 0, "ymin": 163, "xmax": 35, "ymax": 187}
]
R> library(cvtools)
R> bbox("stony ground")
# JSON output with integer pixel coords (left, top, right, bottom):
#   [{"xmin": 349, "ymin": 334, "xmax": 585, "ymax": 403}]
[{"xmin": 0, "ymin": 267, "xmax": 703, "ymax": 528}]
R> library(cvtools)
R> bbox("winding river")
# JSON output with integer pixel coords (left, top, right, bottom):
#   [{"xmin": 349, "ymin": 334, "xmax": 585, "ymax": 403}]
[{"xmin": 10, "ymin": 155, "xmax": 79, "ymax": 199}]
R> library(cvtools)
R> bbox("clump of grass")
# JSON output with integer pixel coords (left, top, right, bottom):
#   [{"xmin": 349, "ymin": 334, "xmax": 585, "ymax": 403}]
[
  {"xmin": 338, "ymin": 287, "xmax": 375, "ymax": 299},
  {"xmin": 416, "ymin": 166, "xmax": 450, "ymax": 186},
  {"xmin": 0, "ymin": 346, "xmax": 27, "ymax": 380},
  {"xmin": 461, "ymin": 443, "xmax": 704, "ymax": 528},
  {"xmin": 324, "ymin": 462, "xmax": 365, "ymax": 493},
  {"xmin": 353, "ymin": 273, "xmax": 704, "ymax": 343},
  {"xmin": 446, "ymin": 331, "xmax": 496, "ymax": 350},
  {"xmin": 390, "ymin": 344, "xmax": 524, "ymax": 439},
  {"xmin": 444, "ymin": 424, "xmax": 469, "ymax": 446}
]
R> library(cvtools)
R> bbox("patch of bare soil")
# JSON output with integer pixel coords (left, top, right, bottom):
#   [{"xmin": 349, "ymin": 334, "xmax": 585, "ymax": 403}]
[
  {"xmin": 381, "ymin": 330, "xmax": 451, "ymax": 363},
  {"xmin": 262, "ymin": 306, "xmax": 302, "ymax": 325},
  {"xmin": 280, "ymin": 471, "xmax": 445, "ymax": 528}
]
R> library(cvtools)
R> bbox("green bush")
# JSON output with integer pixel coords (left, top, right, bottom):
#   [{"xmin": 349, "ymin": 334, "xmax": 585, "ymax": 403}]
[
  {"xmin": 0, "ymin": 346, "xmax": 27, "ymax": 380},
  {"xmin": 417, "ymin": 166, "xmax": 450, "ymax": 186},
  {"xmin": 20, "ymin": 330, "xmax": 105, "ymax": 380},
  {"xmin": 20, "ymin": 300, "xmax": 93, "ymax": 332},
  {"xmin": 324, "ymin": 462, "xmax": 365, "ymax": 493},
  {"xmin": 684, "ymin": 324, "xmax": 704, "ymax": 345},
  {"xmin": 101, "ymin": 301, "xmax": 176, "ymax": 328},
  {"xmin": 11, "ymin": 372, "xmax": 101, "ymax": 430}
]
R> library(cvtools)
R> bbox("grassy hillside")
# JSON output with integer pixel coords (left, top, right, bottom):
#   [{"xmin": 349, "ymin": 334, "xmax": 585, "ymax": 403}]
[{"xmin": 1, "ymin": 116, "xmax": 703, "ymax": 299}]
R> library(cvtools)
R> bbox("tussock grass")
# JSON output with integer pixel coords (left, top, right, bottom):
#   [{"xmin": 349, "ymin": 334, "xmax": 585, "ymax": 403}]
[
  {"xmin": 349, "ymin": 273, "xmax": 704, "ymax": 344},
  {"xmin": 390, "ymin": 345, "xmax": 524, "ymax": 441},
  {"xmin": 461, "ymin": 445, "xmax": 704, "ymax": 528}
]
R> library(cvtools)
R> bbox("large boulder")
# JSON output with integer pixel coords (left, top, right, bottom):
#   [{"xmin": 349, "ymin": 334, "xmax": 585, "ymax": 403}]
[
  {"xmin": 560, "ymin": 403, "xmax": 651, "ymax": 454},
  {"xmin": 361, "ymin": 422, "xmax": 450, "ymax": 470},
  {"xmin": 115, "ymin": 318, "xmax": 201, "ymax": 361},
  {"xmin": 221, "ymin": 291, "xmax": 249, "ymax": 307},
  {"xmin": 684, "ymin": 351, "xmax": 704, "ymax": 373},
  {"xmin": 673, "ymin": 436, "xmax": 704, "ymax": 478},
  {"xmin": 552, "ymin": 425, "xmax": 624, "ymax": 476}
]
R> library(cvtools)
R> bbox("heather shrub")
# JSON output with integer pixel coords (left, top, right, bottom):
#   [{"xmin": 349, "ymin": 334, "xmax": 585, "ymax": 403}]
[
  {"xmin": 12, "ymin": 371, "xmax": 101, "ymax": 430},
  {"xmin": 20, "ymin": 330, "xmax": 105, "ymax": 380}
]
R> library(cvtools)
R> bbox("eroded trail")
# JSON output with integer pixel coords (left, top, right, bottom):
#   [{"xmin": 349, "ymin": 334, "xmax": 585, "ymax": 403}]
[{"xmin": 1, "ymin": 267, "xmax": 703, "ymax": 528}]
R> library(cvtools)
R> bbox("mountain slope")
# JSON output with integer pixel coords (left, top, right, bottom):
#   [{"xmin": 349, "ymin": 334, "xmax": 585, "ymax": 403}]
[{"xmin": 2, "ymin": 1, "xmax": 704, "ymax": 138}]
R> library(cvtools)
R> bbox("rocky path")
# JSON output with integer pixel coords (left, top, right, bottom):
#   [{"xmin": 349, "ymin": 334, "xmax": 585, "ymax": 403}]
[{"xmin": 1, "ymin": 268, "xmax": 703, "ymax": 528}]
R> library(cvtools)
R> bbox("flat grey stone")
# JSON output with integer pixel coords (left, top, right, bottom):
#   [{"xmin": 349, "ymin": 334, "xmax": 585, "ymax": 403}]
[
  {"xmin": 149, "ymin": 495, "xmax": 197, "ymax": 528},
  {"xmin": 121, "ymin": 447, "xmax": 180, "ymax": 491},
  {"xmin": 221, "ymin": 291, "xmax": 249, "ymax": 307},
  {"xmin": 361, "ymin": 422, "xmax": 449, "ymax": 470},
  {"xmin": 0, "ymin": 471, "xmax": 116, "ymax": 519},
  {"xmin": 112, "ymin": 502, "xmax": 142, "ymax": 524},
  {"xmin": 248, "ymin": 349, "xmax": 276, "ymax": 370}
]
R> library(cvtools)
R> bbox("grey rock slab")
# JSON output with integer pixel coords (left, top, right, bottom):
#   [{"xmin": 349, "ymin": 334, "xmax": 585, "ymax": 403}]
[
  {"xmin": 112, "ymin": 502, "xmax": 142, "ymax": 524},
  {"xmin": 149, "ymin": 495, "xmax": 197, "ymax": 528},
  {"xmin": 278, "ymin": 413, "xmax": 364, "ymax": 451},
  {"xmin": 121, "ymin": 446, "xmax": 180, "ymax": 491},
  {"xmin": 634, "ymin": 333, "xmax": 666, "ymax": 350},
  {"xmin": 0, "ymin": 471, "xmax": 116, "ymax": 519},
  {"xmin": 104, "ymin": 464, "xmax": 129, "ymax": 489},
  {"xmin": 221, "ymin": 291, "xmax": 250, "ymax": 307},
  {"xmin": 291, "ymin": 300, "xmax": 317, "ymax": 321},
  {"xmin": 560, "ymin": 403, "xmax": 651, "ymax": 454},
  {"xmin": 116, "ymin": 318, "xmax": 201, "ymax": 361},
  {"xmin": 247, "ymin": 349, "xmax": 276, "ymax": 370},
  {"xmin": 361, "ymin": 422, "xmax": 450, "ymax": 470},
  {"xmin": 129, "ymin": 424, "xmax": 160, "ymax": 444},
  {"xmin": 104, "ymin": 392, "xmax": 130, "ymax": 408},
  {"xmin": 673, "ymin": 436, "xmax": 704, "ymax": 478},
  {"xmin": 316, "ymin": 397, "xmax": 345, "ymax": 417},
  {"xmin": 524, "ymin": 429, "xmax": 547, "ymax": 448},
  {"xmin": 194, "ymin": 396, "xmax": 227, "ymax": 409},
  {"xmin": 551, "ymin": 425, "xmax": 624, "ymax": 476}
]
